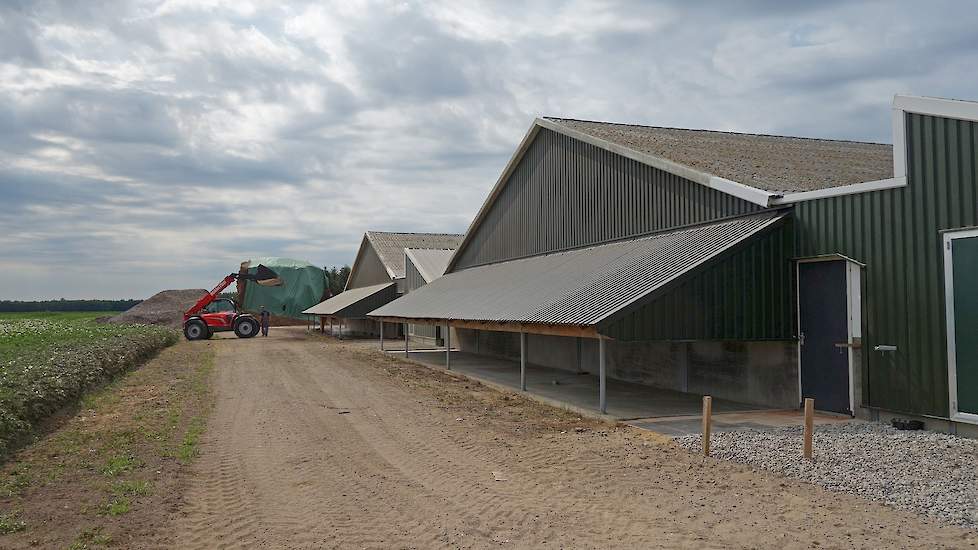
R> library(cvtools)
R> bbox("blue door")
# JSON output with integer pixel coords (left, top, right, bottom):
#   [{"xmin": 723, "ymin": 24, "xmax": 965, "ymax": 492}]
[{"xmin": 799, "ymin": 261, "xmax": 851, "ymax": 414}]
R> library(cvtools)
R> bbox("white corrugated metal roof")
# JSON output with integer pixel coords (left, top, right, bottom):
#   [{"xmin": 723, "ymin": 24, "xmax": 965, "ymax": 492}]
[
  {"xmin": 404, "ymin": 248, "xmax": 455, "ymax": 283},
  {"xmin": 370, "ymin": 211, "xmax": 786, "ymax": 326},
  {"xmin": 303, "ymin": 282, "xmax": 394, "ymax": 315}
]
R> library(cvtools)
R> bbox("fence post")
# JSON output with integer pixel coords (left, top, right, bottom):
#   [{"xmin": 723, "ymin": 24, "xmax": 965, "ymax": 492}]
[
  {"xmin": 803, "ymin": 398, "xmax": 814, "ymax": 460},
  {"xmin": 702, "ymin": 396, "xmax": 713, "ymax": 457}
]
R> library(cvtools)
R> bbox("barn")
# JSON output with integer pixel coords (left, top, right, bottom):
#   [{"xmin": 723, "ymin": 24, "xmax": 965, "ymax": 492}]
[
  {"xmin": 303, "ymin": 231, "xmax": 462, "ymax": 338},
  {"xmin": 371, "ymin": 95, "xmax": 978, "ymax": 436}
]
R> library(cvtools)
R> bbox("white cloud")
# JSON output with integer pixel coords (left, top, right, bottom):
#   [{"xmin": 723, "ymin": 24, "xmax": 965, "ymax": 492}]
[{"xmin": 1, "ymin": 0, "xmax": 977, "ymax": 299}]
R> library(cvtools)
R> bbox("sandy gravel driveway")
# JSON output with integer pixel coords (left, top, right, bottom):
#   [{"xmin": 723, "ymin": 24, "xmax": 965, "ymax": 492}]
[{"xmin": 166, "ymin": 328, "xmax": 976, "ymax": 549}]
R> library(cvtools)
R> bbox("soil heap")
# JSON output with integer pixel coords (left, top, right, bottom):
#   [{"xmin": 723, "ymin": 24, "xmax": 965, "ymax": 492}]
[{"xmin": 107, "ymin": 289, "xmax": 208, "ymax": 328}]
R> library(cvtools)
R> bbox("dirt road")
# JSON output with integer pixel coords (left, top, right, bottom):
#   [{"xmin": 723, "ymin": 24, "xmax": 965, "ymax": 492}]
[{"xmin": 165, "ymin": 328, "xmax": 976, "ymax": 549}]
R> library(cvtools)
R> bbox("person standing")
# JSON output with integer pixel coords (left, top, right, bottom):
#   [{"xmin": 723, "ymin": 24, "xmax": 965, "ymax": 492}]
[{"xmin": 259, "ymin": 306, "xmax": 271, "ymax": 337}]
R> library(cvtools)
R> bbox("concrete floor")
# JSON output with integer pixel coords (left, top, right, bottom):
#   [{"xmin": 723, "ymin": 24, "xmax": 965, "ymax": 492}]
[
  {"xmin": 340, "ymin": 337, "xmax": 856, "ymax": 436},
  {"xmin": 399, "ymin": 349, "xmax": 762, "ymax": 421}
]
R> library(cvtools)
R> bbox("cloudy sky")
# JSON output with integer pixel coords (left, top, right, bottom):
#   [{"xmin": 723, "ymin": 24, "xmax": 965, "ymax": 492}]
[{"xmin": 2, "ymin": 1, "xmax": 977, "ymax": 299}]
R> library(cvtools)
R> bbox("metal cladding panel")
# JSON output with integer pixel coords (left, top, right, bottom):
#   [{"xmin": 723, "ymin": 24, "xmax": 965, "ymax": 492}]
[
  {"xmin": 794, "ymin": 112, "xmax": 978, "ymax": 418},
  {"xmin": 343, "ymin": 284, "xmax": 400, "ymax": 319},
  {"xmin": 347, "ymin": 242, "xmax": 392, "ymax": 289},
  {"xmin": 404, "ymin": 254, "xmax": 427, "ymax": 293},
  {"xmin": 453, "ymin": 128, "xmax": 762, "ymax": 270},
  {"xmin": 371, "ymin": 211, "xmax": 785, "ymax": 326},
  {"xmin": 601, "ymin": 220, "xmax": 794, "ymax": 341},
  {"xmin": 405, "ymin": 248, "xmax": 455, "ymax": 283},
  {"xmin": 303, "ymin": 282, "xmax": 397, "ymax": 318}
]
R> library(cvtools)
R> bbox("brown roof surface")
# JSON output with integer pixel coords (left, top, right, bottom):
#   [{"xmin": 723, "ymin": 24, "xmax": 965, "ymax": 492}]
[
  {"xmin": 546, "ymin": 118, "xmax": 894, "ymax": 194},
  {"xmin": 366, "ymin": 231, "xmax": 463, "ymax": 279}
]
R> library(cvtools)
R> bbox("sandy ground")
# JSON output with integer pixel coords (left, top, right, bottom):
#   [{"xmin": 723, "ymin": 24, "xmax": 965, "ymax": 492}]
[{"xmin": 164, "ymin": 328, "xmax": 977, "ymax": 549}]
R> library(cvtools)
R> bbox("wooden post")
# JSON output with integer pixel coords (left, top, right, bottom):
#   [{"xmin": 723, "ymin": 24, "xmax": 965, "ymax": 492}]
[
  {"xmin": 379, "ymin": 320, "xmax": 384, "ymax": 350},
  {"xmin": 702, "ymin": 396, "xmax": 713, "ymax": 457},
  {"xmin": 803, "ymin": 398, "xmax": 815, "ymax": 460}
]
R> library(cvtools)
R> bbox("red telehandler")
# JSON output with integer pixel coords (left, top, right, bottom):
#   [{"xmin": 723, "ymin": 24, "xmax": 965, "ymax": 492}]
[{"xmin": 182, "ymin": 264, "xmax": 281, "ymax": 341}]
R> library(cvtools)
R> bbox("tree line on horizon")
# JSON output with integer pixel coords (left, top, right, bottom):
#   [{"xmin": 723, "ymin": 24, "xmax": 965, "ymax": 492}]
[{"xmin": 0, "ymin": 298, "xmax": 142, "ymax": 312}]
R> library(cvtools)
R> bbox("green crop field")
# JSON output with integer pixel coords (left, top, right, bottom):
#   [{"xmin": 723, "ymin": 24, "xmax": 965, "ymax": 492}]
[
  {"xmin": 0, "ymin": 312, "xmax": 178, "ymax": 458},
  {"xmin": 0, "ymin": 312, "xmax": 117, "ymax": 321}
]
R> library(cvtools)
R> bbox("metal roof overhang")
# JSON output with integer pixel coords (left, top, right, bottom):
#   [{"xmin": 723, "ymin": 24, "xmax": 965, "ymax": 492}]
[
  {"xmin": 369, "ymin": 211, "xmax": 788, "ymax": 337},
  {"xmin": 303, "ymin": 282, "xmax": 397, "ymax": 318}
]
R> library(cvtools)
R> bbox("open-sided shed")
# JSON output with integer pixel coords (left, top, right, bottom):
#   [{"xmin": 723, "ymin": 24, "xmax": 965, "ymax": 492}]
[
  {"xmin": 303, "ymin": 231, "xmax": 462, "ymax": 337},
  {"xmin": 371, "ymin": 95, "xmax": 978, "ymax": 435}
]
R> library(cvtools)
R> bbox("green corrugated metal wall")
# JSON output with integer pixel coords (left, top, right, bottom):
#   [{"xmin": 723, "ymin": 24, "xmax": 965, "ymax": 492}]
[
  {"xmin": 335, "ymin": 284, "xmax": 399, "ymax": 319},
  {"xmin": 600, "ymin": 218, "xmax": 795, "ymax": 341},
  {"xmin": 794, "ymin": 112, "xmax": 978, "ymax": 418},
  {"xmin": 454, "ymin": 128, "xmax": 762, "ymax": 269}
]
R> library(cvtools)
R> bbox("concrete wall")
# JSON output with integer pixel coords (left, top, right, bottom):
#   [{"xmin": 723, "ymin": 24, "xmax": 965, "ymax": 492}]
[
  {"xmin": 455, "ymin": 329, "xmax": 799, "ymax": 409},
  {"xmin": 338, "ymin": 318, "xmax": 402, "ymax": 338}
]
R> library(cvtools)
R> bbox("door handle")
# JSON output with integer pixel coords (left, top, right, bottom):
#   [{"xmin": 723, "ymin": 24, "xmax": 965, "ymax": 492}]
[{"xmin": 874, "ymin": 344, "xmax": 897, "ymax": 352}]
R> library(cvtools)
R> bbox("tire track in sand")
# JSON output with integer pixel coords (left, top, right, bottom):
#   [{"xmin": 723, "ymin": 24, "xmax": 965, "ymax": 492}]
[{"xmin": 163, "ymin": 330, "xmax": 978, "ymax": 549}]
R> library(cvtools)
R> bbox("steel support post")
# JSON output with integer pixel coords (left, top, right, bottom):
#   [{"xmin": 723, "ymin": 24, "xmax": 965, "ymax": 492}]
[
  {"xmin": 379, "ymin": 320, "xmax": 384, "ymax": 350},
  {"xmin": 404, "ymin": 323, "xmax": 409, "ymax": 357},
  {"xmin": 599, "ymin": 338, "xmax": 607, "ymax": 413},
  {"xmin": 445, "ymin": 325, "xmax": 451, "ymax": 370},
  {"xmin": 520, "ymin": 332, "xmax": 527, "ymax": 391}
]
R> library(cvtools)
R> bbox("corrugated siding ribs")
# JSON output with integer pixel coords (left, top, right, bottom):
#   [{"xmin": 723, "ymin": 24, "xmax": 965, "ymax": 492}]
[
  {"xmin": 794, "ymin": 112, "xmax": 978, "ymax": 417},
  {"xmin": 453, "ymin": 129, "xmax": 761, "ymax": 270},
  {"xmin": 371, "ymin": 211, "xmax": 787, "ymax": 331},
  {"xmin": 304, "ymin": 282, "xmax": 396, "ymax": 317}
]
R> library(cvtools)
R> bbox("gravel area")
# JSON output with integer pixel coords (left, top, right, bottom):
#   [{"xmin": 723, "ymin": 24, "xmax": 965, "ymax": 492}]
[{"xmin": 676, "ymin": 422, "xmax": 978, "ymax": 528}]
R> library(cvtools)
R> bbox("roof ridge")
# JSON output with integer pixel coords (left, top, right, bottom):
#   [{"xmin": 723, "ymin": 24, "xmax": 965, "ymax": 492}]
[
  {"xmin": 366, "ymin": 230, "xmax": 464, "ymax": 237},
  {"xmin": 543, "ymin": 116, "xmax": 892, "ymax": 147}
]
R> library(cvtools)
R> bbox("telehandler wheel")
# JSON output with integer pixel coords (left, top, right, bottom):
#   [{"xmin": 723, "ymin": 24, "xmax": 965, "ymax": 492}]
[
  {"xmin": 184, "ymin": 320, "xmax": 207, "ymax": 341},
  {"xmin": 234, "ymin": 317, "xmax": 259, "ymax": 338}
]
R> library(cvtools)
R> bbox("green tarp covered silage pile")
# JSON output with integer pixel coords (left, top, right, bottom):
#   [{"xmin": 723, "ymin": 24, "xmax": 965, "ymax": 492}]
[{"xmin": 241, "ymin": 258, "xmax": 326, "ymax": 319}]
